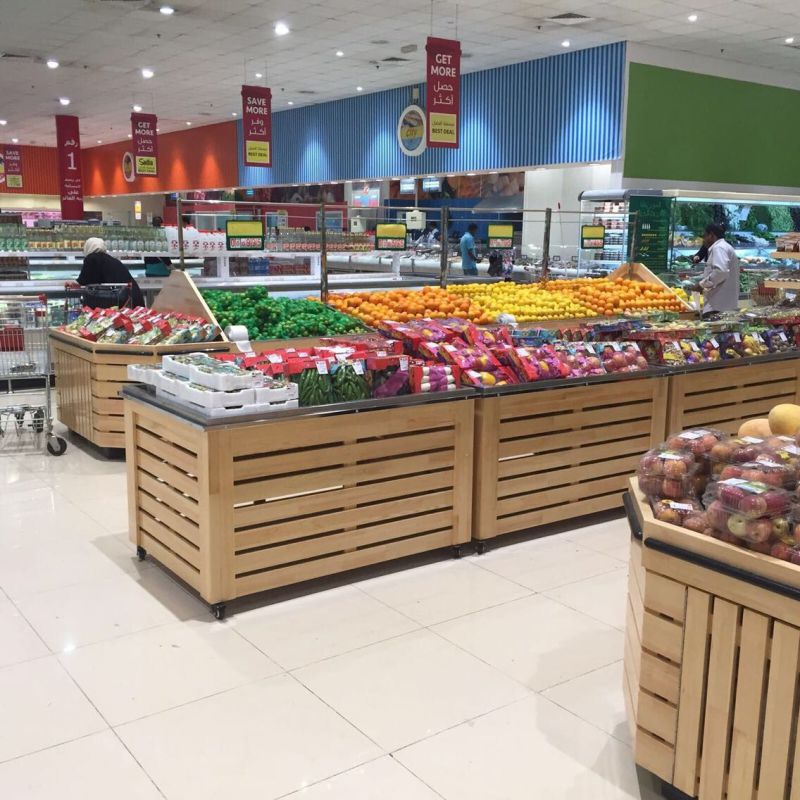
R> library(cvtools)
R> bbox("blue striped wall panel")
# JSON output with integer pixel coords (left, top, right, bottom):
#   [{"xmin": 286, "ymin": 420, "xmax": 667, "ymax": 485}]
[{"xmin": 238, "ymin": 42, "xmax": 625, "ymax": 186}]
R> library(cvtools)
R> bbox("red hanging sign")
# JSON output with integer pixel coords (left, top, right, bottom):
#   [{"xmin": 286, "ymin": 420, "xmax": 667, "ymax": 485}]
[
  {"xmin": 241, "ymin": 85, "xmax": 272, "ymax": 167},
  {"xmin": 425, "ymin": 36, "xmax": 461, "ymax": 149},
  {"xmin": 55, "ymin": 115, "xmax": 84, "ymax": 220},
  {"xmin": 4, "ymin": 145, "xmax": 22, "ymax": 188},
  {"xmin": 131, "ymin": 112, "xmax": 158, "ymax": 176}
]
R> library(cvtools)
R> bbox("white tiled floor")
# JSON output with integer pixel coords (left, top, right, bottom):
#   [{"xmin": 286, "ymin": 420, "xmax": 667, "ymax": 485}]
[{"xmin": 0, "ymin": 419, "xmax": 663, "ymax": 799}]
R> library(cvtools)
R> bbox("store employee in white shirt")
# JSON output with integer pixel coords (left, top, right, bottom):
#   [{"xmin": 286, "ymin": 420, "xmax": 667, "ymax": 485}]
[{"xmin": 690, "ymin": 223, "xmax": 740, "ymax": 315}]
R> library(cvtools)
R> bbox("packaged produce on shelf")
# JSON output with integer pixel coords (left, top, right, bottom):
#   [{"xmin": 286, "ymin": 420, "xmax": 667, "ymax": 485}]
[
  {"xmin": 320, "ymin": 334, "xmax": 403, "ymax": 355},
  {"xmin": 706, "ymin": 478, "xmax": 791, "ymax": 519},
  {"xmin": 638, "ymin": 339, "xmax": 687, "ymax": 367},
  {"xmin": 409, "ymin": 364, "xmax": 460, "ymax": 393},
  {"xmin": 650, "ymin": 498, "xmax": 706, "ymax": 528},
  {"xmin": 330, "ymin": 361, "xmax": 370, "ymax": 403},
  {"xmin": 62, "ymin": 306, "xmax": 219, "ymax": 346},
  {"xmin": 553, "ymin": 342, "xmax": 607, "ymax": 378},
  {"xmin": 367, "ymin": 354, "xmax": 410, "ymax": 398},
  {"xmin": 203, "ymin": 287, "xmax": 365, "ymax": 340},
  {"xmin": 717, "ymin": 459, "xmax": 797, "ymax": 488},
  {"xmin": 678, "ymin": 340, "xmax": 705, "ymax": 364},
  {"xmin": 597, "ymin": 342, "xmax": 649, "ymax": 373},
  {"xmin": 664, "ymin": 428, "xmax": 727, "ymax": 460},
  {"xmin": 295, "ymin": 362, "xmax": 334, "ymax": 407},
  {"xmin": 763, "ymin": 328, "xmax": 793, "ymax": 353},
  {"xmin": 464, "ymin": 324, "xmax": 513, "ymax": 348},
  {"xmin": 508, "ymin": 345, "xmax": 569, "ymax": 382},
  {"xmin": 697, "ymin": 336, "xmax": 722, "ymax": 361},
  {"xmin": 638, "ymin": 448, "xmax": 702, "ymax": 500},
  {"xmin": 460, "ymin": 365, "xmax": 517, "ymax": 388}
]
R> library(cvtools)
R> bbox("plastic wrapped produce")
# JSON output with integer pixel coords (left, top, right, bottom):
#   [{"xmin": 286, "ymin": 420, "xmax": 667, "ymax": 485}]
[
  {"xmin": 763, "ymin": 328, "xmax": 793, "ymax": 354},
  {"xmin": 638, "ymin": 449, "xmax": 701, "ymax": 500},
  {"xmin": 665, "ymin": 428, "xmax": 727, "ymax": 458},
  {"xmin": 650, "ymin": 497, "xmax": 703, "ymax": 526},
  {"xmin": 509, "ymin": 345, "xmax": 570, "ymax": 383},
  {"xmin": 465, "ymin": 324, "xmax": 513, "ymax": 348},
  {"xmin": 441, "ymin": 343, "xmax": 504, "ymax": 375},
  {"xmin": 331, "ymin": 361, "xmax": 370, "ymax": 402},
  {"xmin": 598, "ymin": 342, "xmax": 649, "ymax": 373},
  {"xmin": 409, "ymin": 364, "xmax": 460, "ymax": 394},
  {"xmin": 638, "ymin": 339, "xmax": 686, "ymax": 367},
  {"xmin": 718, "ymin": 459, "xmax": 797, "ymax": 488},
  {"xmin": 678, "ymin": 340, "xmax": 705, "ymax": 365},
  {"xmin": 704, "ymin": 496, "xmax": 792, "ymax": 546},
  {"xmin": 367, "ymin": 355, "xmax": 410, "ymax": 398},
  {"xmin": 460, "ymin": 366, "xmax": 517, "ymax": 388},
  {"xmin": 705, "ymin": 478, "xmax": 791, "ymax": 519},
  {"xmin": 710, "ymin": 436, "xmax": 770, "ymax": 472},
  {"xmin": 698, "ymin": 337, "xmax": 722, "ymax": 361}
]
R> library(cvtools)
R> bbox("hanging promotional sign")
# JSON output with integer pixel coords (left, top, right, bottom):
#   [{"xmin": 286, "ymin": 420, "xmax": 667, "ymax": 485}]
[
  {"xmin": 55, "ymin": 115, "xmax": 84, "ymax": 220},
  {"xmin": 226, "ymin": 219, "xmax": 265, "ymax": 251},
  {"xmin": 425, "ymin": 36, "xmax": 461, "ymax": 148},
  {"xmin": 4, "ymin": 145, "xmax": 22, "ymax": 188},
  {"xmin": 241, "ymin": 85, "xmax": 272, "ymax": 167},
  {"xmin": 397, "ymin": 105, "xmax": 426, "ymax": 157},
  {"xmin": 131, "ymin": 112, "xmax": 158, "ymax": 176}
]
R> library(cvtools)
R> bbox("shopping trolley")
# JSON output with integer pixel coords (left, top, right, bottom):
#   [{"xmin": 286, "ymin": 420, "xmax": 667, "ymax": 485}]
[{"xmin": 0, "ymin": 295, "xmax": 67, "ymax": 456}]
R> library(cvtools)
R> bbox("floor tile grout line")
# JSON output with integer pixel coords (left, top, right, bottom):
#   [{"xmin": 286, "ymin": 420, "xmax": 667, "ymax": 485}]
[
  {"xmin": 539, "ymin": 586, "xmax": 628, "ymax": 634},
  {"xmin": 537, "ymin": 653, "xmax": 626, "ymax": 693},
  {"xmin": 108, "ymin": 728, "xmax": 169, "ymax": 800},
  {"xmin": 0, "ymin": 590, "xmax": 55, "ymax": 660},
  {"xmin": 0, "ymin": 727, "xmax": 109, "ymax": 768}
]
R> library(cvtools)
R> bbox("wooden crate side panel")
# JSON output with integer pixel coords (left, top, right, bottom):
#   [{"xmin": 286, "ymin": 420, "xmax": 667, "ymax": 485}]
[
  {"xmin": 472, "ymin": 397, "xmax": 500, "ymax": 542},
  {"xmin": 485, "ymin": 377, "xmax": 666, "ymax": 539},
  {"xmin": 227, "ymin": 399, "xmax": 473, "ymax": 598},
  {"xmin": 52, "ymin": 343, "xmax": 94, "ymax": 441}
]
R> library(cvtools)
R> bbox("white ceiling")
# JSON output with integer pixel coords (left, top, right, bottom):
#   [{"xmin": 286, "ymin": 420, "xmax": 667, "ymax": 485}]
[{"xmin": 1, "ymin": 0, "xmax": 799, "ymax": 147}]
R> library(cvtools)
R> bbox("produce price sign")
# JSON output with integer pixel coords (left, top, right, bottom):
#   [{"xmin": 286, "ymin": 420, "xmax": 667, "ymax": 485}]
[
  {"xmin": 375, "ymin": 223, "xmax": 408, "ymax": 251},
  {"xmin": 226, "ymin": 219, "xmax": 265, "ymax": 251},
  {"xmin": 55, "ymin": 115, "xmax": 84, "ymax": 220},
  {"xmin": 241, "ymin": 85, "xmax": 272, "ymax": 167},
  {"xmin": 1, "ymin": 145, "xmax": 22, "ymax": 188},
  {"xmin": 581, "ymin": 224, "xmax": 606, "ymax": 250},
  {"xmin": 131, "ymin": 112, "xmax": 158, "ymax": 176},
  {"xmin": 426, "ymin": 36, "xmax": 461, "ymax": 148},
  {"xmin": 628, "ymin": 196, "xmax": 673, "ymax": 271},
  {"xmin": 488, "ymin": 224, "xmax": 514, "ymax": 250}
]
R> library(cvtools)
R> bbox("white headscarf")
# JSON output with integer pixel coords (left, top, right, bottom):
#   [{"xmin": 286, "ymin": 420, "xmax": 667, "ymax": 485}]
[{"xmin": 83, "ymin": 237, "xmax": 107, "ymax": 256}]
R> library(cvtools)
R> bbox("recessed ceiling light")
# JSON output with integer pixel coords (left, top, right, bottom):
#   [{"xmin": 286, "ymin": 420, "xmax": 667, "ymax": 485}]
[
  {"xmin": 96, "ymin": 139, "xmax": 103, "ymax": 143},
  {"xmin": 58, "ymin": 96, "xmax": 70, "ymax": 106},
  {"xmin": 156, "ymin": 128, "xmax": 160, "ymax": 132},
  {"xmin": 46, "ymin": 59, "xmax": 59, "ymax": 69},
  {"xmin": 688, "ymin": 14, "xmax": 698, "ymax": 22},
  {"xmin": 0, "ymin": 120, "xmax": 6, "ymax": 126},
  {"xmin": 274, "ymin": 21, "xmax": 290, "ymax": 36},
  {"xmin": 336, "ymin": 50, "xmax": 344, "ymax": 57},
  {"xmin": 132, "ymin": 104, "xmax": 142, "ymax": 112},
  {"xmin": 356, "ymin": 86, "xmax": 363, "ymax": 92},
  {"xmin": 185, "ymin": 121, "xmax": 192, "ymax": 125},
  {"xmin": 159, "ymin": 5, "xmax": 175, "ymax": 15},
  {"xmin": 288, "ymin": 100, "xmax": 294, "ymax": 105},
  {"xmin": 561, "ymin": 39, "xmax": 570, "ymax": 48},
  {"xmin": 141, "ymin": 67, "xmax": 154, "ymax": 79},
  {"xmin": 127, "ymin": 133, "xmax": 132, "ymax": 138},
  {"xmin": 11, "ymin": 137, "xmax": 19, "ymax": 143},
  {"xmin": 786, "ymin": 36, "xmax": 795, "ymax": 44},
  {"xmin": 231, "ymin": 111, "xmax": 238, "ymax": 117},
  {"xmin": 466, "ymin": 172, "xmax": 476, "ymax": 176},
  {"xmin": 255, "ymin": 72, "xmax": 263, "ymax": 78}
]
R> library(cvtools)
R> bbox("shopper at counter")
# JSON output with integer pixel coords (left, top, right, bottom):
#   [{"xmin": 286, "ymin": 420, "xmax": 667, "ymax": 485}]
[
  {"xmin": 689, "ymin": 223, "xmax": 740, "ymax": 315},
  {"xmin": 460, "ymin": 223, "xmax": 479, "ymax": 276},
  {"xmin": 67, "ymin": 237, "xmax": 145, "ymax": 308}
]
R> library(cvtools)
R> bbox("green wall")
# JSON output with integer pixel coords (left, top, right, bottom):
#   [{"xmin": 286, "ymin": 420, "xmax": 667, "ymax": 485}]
[{"xmin": 624, "ymin": 63, "xmax": 800, "ymax": 187}]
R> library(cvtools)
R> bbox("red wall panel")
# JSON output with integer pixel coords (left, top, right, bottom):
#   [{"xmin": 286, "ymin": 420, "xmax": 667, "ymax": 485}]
[
  {"xmin": 83, "ymin": 121, "xmax": 238, "ymax": 196},
  {"xmin": 0, "ymin": 145, "xmax": 59, "ymax": 195}
]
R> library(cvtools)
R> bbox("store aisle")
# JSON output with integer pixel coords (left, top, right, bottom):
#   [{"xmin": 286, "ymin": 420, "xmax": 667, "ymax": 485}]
[{"xmin": 0, "ymin": 434, "xmax": 661, "ymax": 799}]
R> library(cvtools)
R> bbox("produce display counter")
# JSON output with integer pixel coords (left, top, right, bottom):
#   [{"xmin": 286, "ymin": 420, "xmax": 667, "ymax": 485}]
[
  {"xmin": 623, "ymin": 478, "xmax": 800, "ymax": 800},
  {"xmin": 50, "ymin": 271, "xmax": 230, "ymax": 450},
  {"xmin": 122, "ymin": 385, "xmax": 475, "ymax": 618}
]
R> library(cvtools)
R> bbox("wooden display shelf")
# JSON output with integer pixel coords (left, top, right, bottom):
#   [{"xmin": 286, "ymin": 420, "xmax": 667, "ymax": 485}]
[
  {"xmin": 666, "ymin": 357, "xmax": 800, "ymax": 436},
  {"xmin": 123, "ymin": 390, "xmax": 474, "ymax": 613},
  {"xmin": 51, "ymin": 271, "xmax": 229, "ymax": 450},
  {"xmin": 471, "ymin": 374, "xmax": 669, "ymax": 543},
  {"xmin": 769, "ymin": 251, "xmax": 800, "ymax": 262},
  {"xmin": 625, "ymin": 479, "xmax": 800, "ymax": 799}
]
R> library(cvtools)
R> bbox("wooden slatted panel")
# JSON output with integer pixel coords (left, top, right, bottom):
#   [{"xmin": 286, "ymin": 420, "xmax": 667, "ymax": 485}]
[
  {"xmin": 227, "ymin": 399, "xmax": 473, "ymax": 597},
  {"xmin": 668, "ymin": 361, "xmax": 800, "ymax": 435},
  {"xmin": 644, "ymin": 573, "xmax": 686, "ymax": 623},
  {"xmin": 673, "ymin": 588, "xmax": 712, "ymax": 797},
  {"xmin": 52, "ymin": 343, "xmax": 94, "ymax": 441},
  {"xmin": 758, "ymin": 623, "xmax": 800, "ymax": 800},
  {"xmin": 728, "ymin": 610, "xmax": 770, "ymax": 800},
  {"xmin": 699, "ymin": 598, "xmax": 739, "ymax": 800},
  {"xmin": 473, "ymin": 376, "xmax": 667, "ymax": 541},
  {"xmin": 642, "ymin": 611, "xmax": 683, "ymax": 665},
  {"xmin": 636, "ymin": 729, "xmax": 675, "ymax": 784}
]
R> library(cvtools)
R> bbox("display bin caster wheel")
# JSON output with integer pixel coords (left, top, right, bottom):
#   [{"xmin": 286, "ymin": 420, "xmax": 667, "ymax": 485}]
[
  {"xmin": 136, "ymin": 546, "xmax": 147, "ymax": 562},
  {"xmin": 47, "ymin": 436, "xmax": 67, "ymax": 456},
  {"xmin": 212, "ymin": 603, "xmax": 227, "ymax": 621},
  {"xmin": 475, "ymin": 540, "xmax": 488, "ymax": 555},
  {"xmin": 452, "ymin": 545, "xmax": 463, "ymax": 559}
]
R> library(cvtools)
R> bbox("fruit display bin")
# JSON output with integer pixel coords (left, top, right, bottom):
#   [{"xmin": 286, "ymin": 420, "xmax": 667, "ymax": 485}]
[
  {"xmin": 50, "ymin": 271, "xmax": 230, "ymax": 451},
  {"xmin": 121, "ymin": 384, "xmax": 475, "ymax": 618},
  {"xmin": 624, "ymin": 477, "xmax": 800, "ymax": 800},
  {"xmin": 471, "ymin": 369, "xmax": 671, "ymax": 546}
]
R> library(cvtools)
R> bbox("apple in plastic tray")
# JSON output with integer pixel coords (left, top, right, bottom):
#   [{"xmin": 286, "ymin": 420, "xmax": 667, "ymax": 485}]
[
  {"xmin": 599, "ymin": 343, "xmax": 648, "ymax": 373},
  {"xmin": 719, "ymin": 459, "xmax": 794, "ymax": 487},
  {"xmin": 665, "ymin": 428, "xmax": 725, "ymax": 457},
  {"xmin": 715, "ymin": 479, "xmax": 789, "ymax": 518}
]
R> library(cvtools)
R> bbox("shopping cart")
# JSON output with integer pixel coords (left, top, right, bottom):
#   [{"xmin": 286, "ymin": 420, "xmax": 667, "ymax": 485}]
[{"xmin": 0, "ymin": 295, "xmax": 67, "ymax": 456}]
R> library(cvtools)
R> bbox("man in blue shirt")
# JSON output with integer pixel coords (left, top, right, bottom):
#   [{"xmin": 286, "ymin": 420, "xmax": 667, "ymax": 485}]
[{"xmin": 460, "ymin": 223, "xmax": 479, "ymax": 276}]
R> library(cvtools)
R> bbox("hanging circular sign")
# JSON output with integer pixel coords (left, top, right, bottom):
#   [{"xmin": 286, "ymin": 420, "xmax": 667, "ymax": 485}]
[
  {"xmin": 397, "ymin": 104, "xmax": 426, "ymax": 157},
  {"xmin": 122, "ymin": 151, "xmax": 135, "ymax": 183}
]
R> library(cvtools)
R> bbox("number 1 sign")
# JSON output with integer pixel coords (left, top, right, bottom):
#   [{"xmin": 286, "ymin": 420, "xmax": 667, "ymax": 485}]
[{"xmin": 55, "ymin": 115, "xmax": 84, "ymax": 220}]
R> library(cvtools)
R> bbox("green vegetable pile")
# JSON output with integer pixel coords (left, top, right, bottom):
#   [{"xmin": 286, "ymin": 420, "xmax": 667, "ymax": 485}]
[
  {"xmin": 332, "ymin": 364, "xmax": 370, "ymax": 403},
  {"xmin": 298, "ymin": 370, "xmax": 332, "ymax": 407},
  {"xmin": 203, "ymin": 287, "xmax": 366, "ymax": 340}
]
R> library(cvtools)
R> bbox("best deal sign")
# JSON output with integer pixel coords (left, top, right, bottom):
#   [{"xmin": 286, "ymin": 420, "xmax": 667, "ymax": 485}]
[
  {"xmin": 426, "ymin": 36, "xmax": 461, "ymax": 149},
  {"xmin": 131, "ymin": 112, "xmax": 158, "ymax": 177},
  {"xmin": 241, "ymin": 85, "xmax": 272, "ymax": 167}
]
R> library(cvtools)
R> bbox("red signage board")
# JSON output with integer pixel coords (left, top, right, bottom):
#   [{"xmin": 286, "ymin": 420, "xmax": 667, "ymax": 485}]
[
  {"xmin": 2, "ymin": 145, "xmax": 22, "ymax": 188},
  {"xmin": 55, "ymin": 115, "xmax": 84, "ymax": 220},
  {"xmin": 425, "ymin": 36, "xmax": 461, "ymax": 149},
  {"xmin": 131, "ymin": 112, "xmax": 158, "ymax": 176},
  {"xmin": 241, "ymin": 85, "xmax": 272, "ymax": 167}
]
